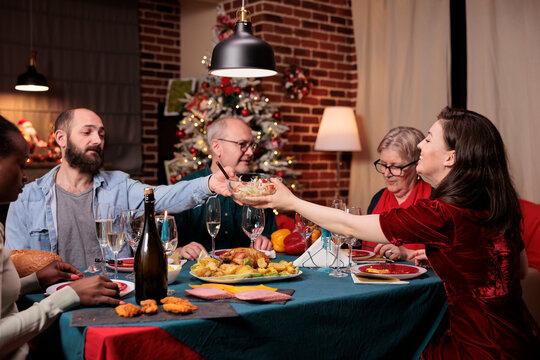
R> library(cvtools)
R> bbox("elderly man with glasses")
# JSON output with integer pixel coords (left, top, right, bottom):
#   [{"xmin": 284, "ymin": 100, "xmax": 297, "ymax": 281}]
[{"xmin": 174, "ymin": 117, "xmax": 276, "ymax": 260}]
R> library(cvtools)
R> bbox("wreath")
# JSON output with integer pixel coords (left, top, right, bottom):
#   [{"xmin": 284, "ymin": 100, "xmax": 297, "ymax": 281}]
[{"xmin": 282, "ymin": 65, "xmax": 314, "ymax": 100}]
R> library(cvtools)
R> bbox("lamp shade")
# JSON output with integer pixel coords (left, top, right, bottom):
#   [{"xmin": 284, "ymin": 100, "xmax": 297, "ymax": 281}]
[
  {"xmin": 314, "ymin": 107, "xmax": 361, "ymax": 152},
  {"xmin": 15, "ymin": 65, "xmax": 49, "ymax": 92},
  {"xmin": 209, "ymin": 20, "xmax": 277, "ymax": 78}
]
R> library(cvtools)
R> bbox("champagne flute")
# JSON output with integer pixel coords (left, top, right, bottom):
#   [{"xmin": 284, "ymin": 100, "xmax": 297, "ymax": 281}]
[
  {"xmin": 123, "ymin": 209, "xmax": 144, "ymax": 280},
  {"xmin": 241, "ymin": 206, "xmax": 265, "ymax": 249},
  {"xmin": 344, "ymin": 206, "xmax": 362, "ymax": 273},
  {"xmin": 107, "ymin": 206, "xmax": 125, "ymax": 279},
  {"xmin": 94, "ymin": 203, "xmax": 112, "ymax": 276},
  {"xmin": 156, "ymin": 213, "xmax": 178, "ymax": 258},
  {"xmin": 329, "ymin": 199, "xmax": 348, "ymax": 278},
  {"xmin": 205, "ymin": 197, "xmax": 221, "ymax": 258},
  {"xmin": 295, "ymin": 213, "xmax": 316, "ymax": 251}
]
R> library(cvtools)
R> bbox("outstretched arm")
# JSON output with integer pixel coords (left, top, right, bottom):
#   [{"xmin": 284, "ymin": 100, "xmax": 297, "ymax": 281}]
[{"xmin": 248, "ymin": 179, "xmax": 389, "ymax": 244}]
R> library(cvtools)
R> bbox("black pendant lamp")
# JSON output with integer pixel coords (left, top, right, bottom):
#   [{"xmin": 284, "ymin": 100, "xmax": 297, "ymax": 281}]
[
  {"xmin": 15, "ymin": 0, "xmax": 49, "ymax": 92},
  {"xmin": 209, "ymin": 1, "xmax": 276, "ymax": 78}
]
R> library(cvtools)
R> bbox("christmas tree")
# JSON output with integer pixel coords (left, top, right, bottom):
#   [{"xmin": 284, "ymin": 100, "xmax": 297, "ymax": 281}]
[{"xmin": 165, "ymin": 6, "xmax": 299, "ymax": 190}]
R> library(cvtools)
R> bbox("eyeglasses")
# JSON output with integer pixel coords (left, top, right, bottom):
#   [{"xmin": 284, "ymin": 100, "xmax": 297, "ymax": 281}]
[
  {"xmin": 373, "ymin": 159, "xmax": 418, "ymax": 176},
  {"xmin": 217, "ymin": 138, "xmax": 257, "ymax": 152}
]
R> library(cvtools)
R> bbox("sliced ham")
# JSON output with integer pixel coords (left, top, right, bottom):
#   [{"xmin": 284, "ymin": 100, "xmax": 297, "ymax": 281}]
[
  {"xmin": 185, "ymin": 287, "xmax": 234, "ymax": 300},
  {"xmin": 234, "ymin": 289, "xmax": 292, "ymax": 302}
]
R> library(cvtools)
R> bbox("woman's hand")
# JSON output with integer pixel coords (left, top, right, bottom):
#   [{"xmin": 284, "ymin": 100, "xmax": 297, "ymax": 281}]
[
  {"xmin": 246, "ymin": 178, "xmax": 297, "ymax": 211},
  {"xmin": 373, "ymin": 243, "xmax": 402, "ymax": 261},
  {"xmin": 208, "ymin": 166, "xmax": 235, "ymax": 197},
  {"xmin": 177, "ymin": 242, "xmax": 206, "ymax": 260},
  {"xmin": 70, "ymin": 276, "xmax": 123, "ymax": 306},
  {"xmin": 36, "ymin": 261, "xmax": 82, "ymax": 288},
  {"xmin": 407, "ymin": 249, "xmax": 430, "ymax": 268}
]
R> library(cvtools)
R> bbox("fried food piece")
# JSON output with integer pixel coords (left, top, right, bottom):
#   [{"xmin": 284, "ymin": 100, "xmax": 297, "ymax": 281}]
[
  {"xmin": 140, "ymin": 299, "xmax": 158, "ymax": 314},
  {"xmin": 219, "ymin": 248, "xmax": 269, "ymax": 269},
  {"xmin": 115, "ymin": 303, "xmax": 141, "ymax": 317},
  {"xmin": 161, "ymin": 297, "xmax": 198, "ymax": 314}
]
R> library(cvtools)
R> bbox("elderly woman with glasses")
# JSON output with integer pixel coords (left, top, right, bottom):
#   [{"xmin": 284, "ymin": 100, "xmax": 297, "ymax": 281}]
[{"xmin": 365, "ymin": 127, "xmax": 432, "ymax": 261}]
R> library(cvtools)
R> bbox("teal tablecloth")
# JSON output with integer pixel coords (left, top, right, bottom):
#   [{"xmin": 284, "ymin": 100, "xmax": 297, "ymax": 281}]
[{"xmin": 22, "ymin": 257, "xmax": 447, "ymax": 360}]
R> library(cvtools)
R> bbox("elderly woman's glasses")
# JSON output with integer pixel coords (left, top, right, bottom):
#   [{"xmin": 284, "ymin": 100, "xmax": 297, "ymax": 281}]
[
  {"xmin": 373, "ymin": 159, "xmax": 418, "ymax": 176},
  {"xmin": 218, "ymin": 138, "xmax": 257, "ymax": 152}
]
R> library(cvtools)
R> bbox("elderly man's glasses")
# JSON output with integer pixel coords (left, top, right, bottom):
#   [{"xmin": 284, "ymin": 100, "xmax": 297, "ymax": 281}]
[
  {"xmin": 373, "ymin": 159, "xmax": 418, "ymax": 176},
  {"xmin": 218, "ymin": 138, "xmax": 257, "ymax": 152}
]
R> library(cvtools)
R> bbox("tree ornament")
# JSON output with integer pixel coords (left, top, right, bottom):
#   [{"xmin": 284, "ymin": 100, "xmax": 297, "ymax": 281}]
[
  {"xmin": 241, "ymin": 108, "xmax": 250, "ymax": 117},
  {"xmin": 176, "ymin": 130, "xmax": 185, "ymax": 138}
]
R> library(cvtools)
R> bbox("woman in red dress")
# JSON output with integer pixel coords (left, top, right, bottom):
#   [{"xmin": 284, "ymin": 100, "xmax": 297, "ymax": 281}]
[{"xmin": 250, "ymin": 107, "xmax": 540, "ymax": 358}]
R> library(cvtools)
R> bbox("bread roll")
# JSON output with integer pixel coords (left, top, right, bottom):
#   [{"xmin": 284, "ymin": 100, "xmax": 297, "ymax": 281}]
[{"xmin": 9, "ymin": 249, "xmax": 62, "ymax": 277}]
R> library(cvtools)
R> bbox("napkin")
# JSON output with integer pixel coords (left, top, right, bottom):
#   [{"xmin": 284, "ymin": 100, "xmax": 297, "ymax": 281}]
[
  {"xmin": 293, "ymin": 237, "xmax": 351, "ymax": 268},
  {"xmin": 351, "ymin": 272, "xmax": 409, "ymax": 285}
]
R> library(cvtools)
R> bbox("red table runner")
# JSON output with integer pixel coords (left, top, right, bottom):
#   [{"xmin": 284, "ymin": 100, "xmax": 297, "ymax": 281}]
[{"xmin": 85, "ymin": 326, "xmax": 204, "ymax": 360}]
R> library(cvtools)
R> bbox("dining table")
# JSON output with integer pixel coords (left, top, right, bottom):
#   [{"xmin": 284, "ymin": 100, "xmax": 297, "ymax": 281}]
[{"xmin": 19, "ymin": 255, "xmax": 448, "ymax": 360}]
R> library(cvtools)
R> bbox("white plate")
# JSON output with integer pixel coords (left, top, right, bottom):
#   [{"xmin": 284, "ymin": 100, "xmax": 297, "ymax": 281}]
[
  {"xmin": 45, "ymin": 279, "xmax": 134, "ymax": 297},
  {"xmin": 350, "ymin": 263, "xmax": 427, "ymax": 280},
  {"xmin": 190, "ymin": 270, "xmax": 302, "ymax": 284},
  {"xmin": 106, "ymin": 258, "xmax": 134, "ymax": 273}
]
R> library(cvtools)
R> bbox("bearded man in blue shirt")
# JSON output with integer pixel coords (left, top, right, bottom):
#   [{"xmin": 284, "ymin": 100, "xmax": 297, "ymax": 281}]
[{"xmin": 5, "ymin": 108, "xmax": 233, "ymax": 267}]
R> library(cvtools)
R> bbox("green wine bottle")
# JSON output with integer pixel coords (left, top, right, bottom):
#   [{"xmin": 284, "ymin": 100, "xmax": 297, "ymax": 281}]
[{"xmin": 135, "ymin": 187, "xmax": 167, "ymax": 303}]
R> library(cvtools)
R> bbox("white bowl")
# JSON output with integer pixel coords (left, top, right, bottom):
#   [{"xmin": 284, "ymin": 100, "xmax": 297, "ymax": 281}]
[{"xmin": 167, "ymin": 264, "xmax": 182, "ymax": 284}]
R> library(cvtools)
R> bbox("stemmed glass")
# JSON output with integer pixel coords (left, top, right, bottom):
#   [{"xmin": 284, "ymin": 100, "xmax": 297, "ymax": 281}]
[
  {"xmin": 123, "ymin": 209, "xmax": 144, "ymax": 280},
  {"xmin": 156, "ymin": 213, "xmax": 178, "ymax": 258},
  {"xmin": 241, "ymin": 206, "xmax": 265, "ymax": 249},
  {"xmin": 94, "ymin": 203, "xmax": 112, "ymax": 276},
  {"xmin": 329, "ymin": 199, "xmax": 348, "ymax": 278},
  {"xmin": 205, "ymin": 197, "xmax": 221, "ymax": 258},
  {"xmin": 156, "ymin": 213, "xmax": 178, "ymax": 296},
  {"xmin": 344, "ymin": 206, "xmax": 362, "ymax": 273},
  {"xmin": 295, "ymin": 213, "xmax": 316, "ymax": 252},
  {"xmin": 107, "ymin": 206, "xmax": 125, "ymax": 279}
]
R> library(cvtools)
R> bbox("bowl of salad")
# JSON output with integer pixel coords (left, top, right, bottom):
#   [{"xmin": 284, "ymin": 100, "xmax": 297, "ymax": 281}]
[{"xmin": 226, "ymin": 172, "xmax": 281, "ymax": 205}]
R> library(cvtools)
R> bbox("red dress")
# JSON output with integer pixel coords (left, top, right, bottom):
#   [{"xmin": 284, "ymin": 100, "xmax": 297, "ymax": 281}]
[{"xmin": 380, "ymin": 199, "xmax": 540, "ymax": 359}]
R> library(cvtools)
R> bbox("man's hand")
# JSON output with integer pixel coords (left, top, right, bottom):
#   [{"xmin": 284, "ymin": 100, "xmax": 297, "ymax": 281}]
[
  {"xmin": 208, "ymin": 166, "xmax": 235, "ymax": 197},
  {"xmin": 254, "ymin": 235, "xmax": 273, "ymax": 251},
  {"xmin": 70, "ymin": 276, "xmax": 123, "ymax": 306},
  {"xmin": 177, "ymin": 242, "xmax": 206, "ymax": 260},
  {"xmin": 36, "ymin": 261, "xmax": 82, "ymax": 288}
]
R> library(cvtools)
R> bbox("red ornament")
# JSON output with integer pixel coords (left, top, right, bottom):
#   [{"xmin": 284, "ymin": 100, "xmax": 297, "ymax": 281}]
[
  {"xmin": 176, "ymin": 130, "xmax": 185, "ymax": 138},
  {"xmin": 170, "ymin": 176, "xmax": 177, "ymax": 184},
  {"xmin": 189, "ymin": 147, "xmax": 197, "ymax": 155},
  {"xmin": 273, "ymin": 112, "xmax": 281, "ymax": 120},
  {"xmin": 277, "ymin": 171, "xmax": 285, "ymax": 177},
  {"xmin": 241, "ymin": 108, "xmax": 250, "ymax": 116}
]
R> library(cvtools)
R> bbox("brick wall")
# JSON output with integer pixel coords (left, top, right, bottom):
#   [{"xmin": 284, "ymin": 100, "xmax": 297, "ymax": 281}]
[
  {"xmin": 136, "ymin": 0, "xmax": 357, "ymax": 205},
  {"xmin": 221, "ymin": 0, "xmax": 357, "ymax": 206},
  {"xmin": 137, "ymin": 0, "xmax": 181, "ymax": 184}
]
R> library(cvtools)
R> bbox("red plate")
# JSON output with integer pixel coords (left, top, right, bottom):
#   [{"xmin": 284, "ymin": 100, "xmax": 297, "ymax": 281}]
[
  {"xmin": 351, "ymin": 250, "xmax": 371, "ymax": 257},
  {"xmin": 351, "ymin": 263, "xmax": 427, "ymax": 280}
]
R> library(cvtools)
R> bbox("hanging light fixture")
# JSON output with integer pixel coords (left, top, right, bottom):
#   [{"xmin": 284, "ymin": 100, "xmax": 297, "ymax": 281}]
[
  {"xmin": 209, "ymin": 0, "xmax": 277, "ymax": 78},
  {"xmin": 15, "ymin": 0, "xmax": 49, "ymax": 92}
]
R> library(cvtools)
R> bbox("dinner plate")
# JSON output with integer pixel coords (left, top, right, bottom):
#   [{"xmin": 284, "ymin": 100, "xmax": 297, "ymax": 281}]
[
  {"xmin": 190, "ymin": 270, "xmax": 303, "ymax": 284},
  {"xmin": 45, "ymin": 280, "xmax": 134, "ymax": 297},
  {"xmin": 350, "ymin": 249, "xmax": 375, "ymax": 260},
  {"xmin": 106, "ymin": 258, "xmax": 134, "ymax": 273},
  {"xmin": 351, "ymin": 264, "xmax": 427, "ymax": 280}
]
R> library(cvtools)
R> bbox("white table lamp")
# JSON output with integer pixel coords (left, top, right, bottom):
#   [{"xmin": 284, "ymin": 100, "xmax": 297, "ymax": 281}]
[{"xmin": 314, "ymin": 107, "xmax": 362, "ymax": 198}]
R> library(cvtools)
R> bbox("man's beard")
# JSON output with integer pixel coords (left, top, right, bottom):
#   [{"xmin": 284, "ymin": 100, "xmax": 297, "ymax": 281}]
[{"xmin": 64, "ymin": 138, "xmax": 104, "ymax": 175}]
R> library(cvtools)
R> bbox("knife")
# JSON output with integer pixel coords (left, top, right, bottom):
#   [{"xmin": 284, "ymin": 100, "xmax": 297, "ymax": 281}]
[{"xmin": 94, "ymin": 258, "xmax": 124, "ymax": 265}]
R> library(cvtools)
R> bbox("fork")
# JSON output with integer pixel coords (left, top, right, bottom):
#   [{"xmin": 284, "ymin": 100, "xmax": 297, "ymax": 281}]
[{"xmin": 81, "ymin": 263, "xmax": 101, "ymax": 275}]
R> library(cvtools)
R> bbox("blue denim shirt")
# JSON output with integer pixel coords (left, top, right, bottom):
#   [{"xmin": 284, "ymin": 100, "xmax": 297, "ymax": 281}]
[{"xmin": 5, "ymin": 165, "xmax": 214, "ymax": 259}]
